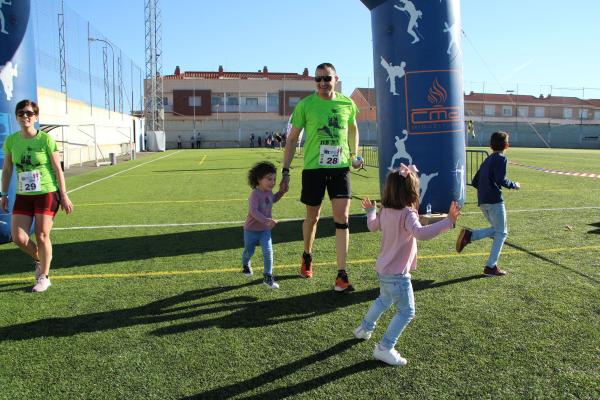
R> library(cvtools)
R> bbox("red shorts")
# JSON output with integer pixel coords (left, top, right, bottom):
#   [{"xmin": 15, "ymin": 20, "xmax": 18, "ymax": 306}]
[{"xmin": 13, "ymin": 192, "xmax": 61, "ymax": 217}]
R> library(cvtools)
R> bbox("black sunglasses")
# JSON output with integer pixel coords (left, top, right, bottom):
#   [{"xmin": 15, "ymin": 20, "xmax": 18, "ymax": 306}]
[
  {"xmin": 17, "ymin": 110, "xmax": 36, "ymax": 117},
  {"xmin": 314, "ymin": 75, "xmax": 334, "ymax": 83}
]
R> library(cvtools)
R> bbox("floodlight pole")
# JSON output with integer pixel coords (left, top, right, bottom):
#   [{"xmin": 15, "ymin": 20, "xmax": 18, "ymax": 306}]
[{"xmin": 89, "ymin": 37, "xmax": 116, "ymax": 113}]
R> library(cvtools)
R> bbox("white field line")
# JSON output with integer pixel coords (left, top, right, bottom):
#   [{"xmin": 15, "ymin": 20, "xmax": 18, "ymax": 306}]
[
  {"xmin": 67, "ymin": 151, "xmax": 182, "ymax": 194},
  {"xmin": 53, "ymin": 205, "xmax": 600, "ymax": 231}
]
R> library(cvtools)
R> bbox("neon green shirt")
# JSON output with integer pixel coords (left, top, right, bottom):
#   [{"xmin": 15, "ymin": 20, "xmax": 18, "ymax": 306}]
[
  {"xmin": 3, "ymin": 130, "xmax": 59, "ymax": 195},
  {"xmin": 291, "ymin": 92, "xmax": 358, "ymax": 170}
]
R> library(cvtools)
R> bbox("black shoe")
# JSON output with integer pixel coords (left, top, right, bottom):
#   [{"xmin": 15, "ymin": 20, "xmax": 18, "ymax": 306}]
[{"xmin": 242, "ymin": 264, "xmax": 253, "ymax": 277}]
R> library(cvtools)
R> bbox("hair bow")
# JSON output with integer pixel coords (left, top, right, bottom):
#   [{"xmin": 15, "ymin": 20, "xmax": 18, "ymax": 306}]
[{"xmin": 397, "ymin": 163, "xmax": 419, "ymax": 177}]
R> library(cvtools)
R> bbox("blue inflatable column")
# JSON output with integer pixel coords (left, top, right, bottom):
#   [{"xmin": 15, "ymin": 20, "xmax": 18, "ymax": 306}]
[
  {"xmin": 0, "ymin": 0, "xmax": 37, "ymax": 244},
  {"xmin": 361, "ymin": 0, "xmax": 466, "ymax": 213}
]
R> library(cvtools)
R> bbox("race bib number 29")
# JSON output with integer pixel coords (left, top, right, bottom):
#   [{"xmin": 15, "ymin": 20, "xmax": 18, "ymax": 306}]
[
  {"xmin": 18, "ymin": 170, "xmax": 41, "ymax": 193},
  {"xmin": 319, "ymin": 145, "xmax": 342, "ymax": 166}
]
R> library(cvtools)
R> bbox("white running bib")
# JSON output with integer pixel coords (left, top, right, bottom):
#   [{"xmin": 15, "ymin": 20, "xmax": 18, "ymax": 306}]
[
  {"xmin": 319, "ymin": 145, "xmax": 342, "ymax": 166},
  {"xmin": 18, "ymin": 170, "xmax": 41, "ymax": 193}
]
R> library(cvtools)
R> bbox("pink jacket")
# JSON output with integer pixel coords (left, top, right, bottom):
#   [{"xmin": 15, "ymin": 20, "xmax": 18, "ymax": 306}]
[{"xmin": 366, "ymin": 206, "xmax": 453, "ymax": 275}]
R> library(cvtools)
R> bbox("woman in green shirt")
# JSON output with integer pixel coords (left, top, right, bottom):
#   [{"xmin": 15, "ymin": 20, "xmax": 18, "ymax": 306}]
[{"xmin": 1, "ymin": 99, "xmax": 73, "ymax": 292}]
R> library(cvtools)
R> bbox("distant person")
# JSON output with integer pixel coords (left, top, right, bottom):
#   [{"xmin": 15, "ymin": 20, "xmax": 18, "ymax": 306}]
[
  {"xmin": 242, "ymin": 161, "xmax": 285, "ymax": 289},
  {"xmin": 177, "ymin": 135, "xmax": 182, "ymax": 149},
  {"xmin": 274, "ymin": 132, "xmax": 282, "ymax": 149},
  {"xmin": 257, "ymin": 135, "xmax": 262, "ymax": 148},
  {"xmin": 190, "ymin": 136, "xmax": 195, "ymax": 149},
  {"xmin": 1, "ymin": 99, "xmax": 74, "ymax": 292},
  {"xmin": 279, "ymin": 62, "xmax": 363, "ymax": 292},
  {"xmin": 354, "ymin": 164, "xmax": 460, "ymax": 365},
  {"xmin": 250, "ymin": 133, "xmax": 255, "ymax": 148},
  {"xmin": 196, "ymin": 134, "xmax": 201, "ymax": 149},
  {"xmin": 456, "ymin": 131, "xmax": 521, "ymax": 276}
]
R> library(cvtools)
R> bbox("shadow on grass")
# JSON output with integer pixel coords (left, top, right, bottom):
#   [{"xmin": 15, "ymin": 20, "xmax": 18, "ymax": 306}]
[
  {"xmin": 504, "ymin": 240, "xmax": 598, "ymax": 284},
  {"xmin": 0, "ymin": 215, "xmax": 369, "ymax": 275},
  {"xmin": 0, "ymin": 274, "xmax": 474, "ymax": 342},
  {"xmin": 588, "ymin": 221, "xmax": 600, "ymax": 234},
  {"xmin": 181, "ymin": 339, "xmax": 382, "ymax": 400},
  {"xmin": 0, "ymin": 282, "xmax": 31, "ymax": 293}
]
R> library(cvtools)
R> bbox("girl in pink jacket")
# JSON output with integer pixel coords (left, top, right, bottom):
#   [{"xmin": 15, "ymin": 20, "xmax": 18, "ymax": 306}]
[{"xmin": 354, "ymin": 164, "xmax": 460, "ymax": 366}]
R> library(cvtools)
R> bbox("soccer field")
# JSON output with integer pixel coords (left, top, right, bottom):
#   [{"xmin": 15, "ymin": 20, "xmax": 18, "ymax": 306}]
[{"xmin": 1, "ymin": 147, "xmax": 599, "ymax": 399}]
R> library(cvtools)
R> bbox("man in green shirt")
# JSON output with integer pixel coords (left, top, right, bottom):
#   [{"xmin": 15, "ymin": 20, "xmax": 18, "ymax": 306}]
[{"xmin": 280, "ymin": 63, "xmax": 363, "ymax": 292}]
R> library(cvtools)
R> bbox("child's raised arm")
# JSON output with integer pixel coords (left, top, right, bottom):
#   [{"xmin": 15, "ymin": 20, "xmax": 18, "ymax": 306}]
[{"xmin": 362, "ymin": 197, "xmax": 380, "ymax": 232}]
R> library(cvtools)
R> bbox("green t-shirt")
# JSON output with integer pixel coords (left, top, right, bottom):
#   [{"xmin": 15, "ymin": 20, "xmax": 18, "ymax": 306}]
[
  {"xmin": 291, "ymin": 92, "xmax": 358, "ymax": 170},
  {"xmin": 2, "ymin": 130, "xmax": 59, "ymax": 195}
]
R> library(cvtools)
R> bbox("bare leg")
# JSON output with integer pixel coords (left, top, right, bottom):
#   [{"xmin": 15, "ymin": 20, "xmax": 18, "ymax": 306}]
[
  {"xmin": 331, "ymin": 198, "xmax": 351, "ymax": 271},
  {"xmin": 11, "ymin": 214, "xmax": 39, "ymax": 261},
  {"xmin": 303, "ymin": 205, "xmax": 321, "ymax": 253},
  {"xmin": 34, "ymin": 214, "xmax": 55, "ymax": 276}
]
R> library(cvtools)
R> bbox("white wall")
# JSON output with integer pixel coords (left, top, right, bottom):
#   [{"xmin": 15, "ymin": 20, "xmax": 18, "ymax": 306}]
[{"xmin": 37, "ymin": 87, "xmax": 142, "ymax": 168}]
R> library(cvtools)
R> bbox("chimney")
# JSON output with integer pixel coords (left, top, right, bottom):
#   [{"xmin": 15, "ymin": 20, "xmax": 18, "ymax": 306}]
[
  {"xmin": 174, "ymin": 66, "xmax": 181, "ymax": 76},
  {"xmin": 302, "ymin": 67, "xmax": 309, "ymax": 77},
  {"xmin": 262, "ymin": 65, "xmax": 268, "ymax": 76},
  {"xmin": 218, "ymin": 65, "xmax": 224, "ymax": 77}
]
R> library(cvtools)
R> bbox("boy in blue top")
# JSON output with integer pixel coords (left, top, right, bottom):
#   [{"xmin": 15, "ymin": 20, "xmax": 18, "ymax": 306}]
[{"xmin": 456, "ymin": 131, "xmax": 521, "ymax": 276}]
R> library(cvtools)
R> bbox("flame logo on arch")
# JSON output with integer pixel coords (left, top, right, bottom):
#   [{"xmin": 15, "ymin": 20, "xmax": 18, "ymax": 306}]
[{"xmin": 427, "ymin": 78, "xmax": 447, "ymax": 105}]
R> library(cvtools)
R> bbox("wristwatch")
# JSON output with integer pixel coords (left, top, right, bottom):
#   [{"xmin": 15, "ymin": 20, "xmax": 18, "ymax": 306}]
[{"xmin": 282, "ymin": 167, "xmax": 290, "ymax": 175}]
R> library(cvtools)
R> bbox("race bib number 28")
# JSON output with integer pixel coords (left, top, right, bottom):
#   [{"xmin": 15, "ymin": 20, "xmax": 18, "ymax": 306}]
[
  {"xmin": 319, "ymin": 145, "xmax": 342, "ymax": 166},
  {"xmin": 18, "ymin": 170, "xmax": 41, "ymax": 193}
]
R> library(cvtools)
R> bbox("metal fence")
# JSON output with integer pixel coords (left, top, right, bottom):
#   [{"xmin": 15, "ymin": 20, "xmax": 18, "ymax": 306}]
[{"xmin": 32, "ymin": 0, "xmax": 144, "ymax": 114}]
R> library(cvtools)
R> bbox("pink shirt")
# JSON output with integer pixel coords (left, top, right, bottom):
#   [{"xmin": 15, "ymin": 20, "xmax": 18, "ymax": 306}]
[
  {"xmin": 366, "ymin": 206, "xmax": 454, "ymax": 275},
  {"xmin": 244, "ymin": 188, "xmax": 284, "ymax": 231}
]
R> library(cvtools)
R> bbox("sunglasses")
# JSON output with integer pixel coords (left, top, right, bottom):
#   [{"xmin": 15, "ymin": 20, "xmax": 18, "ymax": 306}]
[
  {"xmin": 314, "ymin": 75, "xmax": 334, "ymax": 83},
  {"xmin": 17, "ymin": 110, "xmax": 36, "ymax": 117}
]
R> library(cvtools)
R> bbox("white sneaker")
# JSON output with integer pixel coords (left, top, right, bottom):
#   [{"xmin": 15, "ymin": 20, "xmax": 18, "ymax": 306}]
[
  {"xmin": 32, "ymin": 276, "xmax": 51, "ymax": 293},
  {"xmin": 263, "ymin": 274, "xmax": 280, "ymax": 289},
  {"xmin": 373, "ymin": 344, "xmax": 407, "ymax": 366},
  {"xmin": 34, "ymin": 261, "xmax": 42, "ymax": 280},
  {"xmin": 353, "ymin": 325, "xmax": 372, "ymax": 340}
]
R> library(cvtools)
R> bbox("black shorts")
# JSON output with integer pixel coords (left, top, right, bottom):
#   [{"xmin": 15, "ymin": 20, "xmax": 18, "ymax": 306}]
[{"xmin": 301, "ymin": 168, "xmax": 351, "ymax": 206}]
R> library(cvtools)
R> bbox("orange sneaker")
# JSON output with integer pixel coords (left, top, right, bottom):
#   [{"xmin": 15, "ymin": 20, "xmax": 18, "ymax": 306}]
[
  {"xmin": 299, "ymin": 252, "xmax": 313, "ymax": 278},
  {"xmin": 334, "ymin": 270, "xmax": 354, "ymax": 292}
]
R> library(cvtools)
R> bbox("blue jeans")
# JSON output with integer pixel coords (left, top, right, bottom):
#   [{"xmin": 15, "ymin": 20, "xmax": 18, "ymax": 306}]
[
  {"xmin": 471, "ymin": 202, "xmax": 508, "ymax": 267},
  {"xmin": 360, "ymin": 272, "xmax": 415, "ymax": 350},
  {"xmin": 242, "ymin": 230, "xmax": 273, "ymax": 275}
]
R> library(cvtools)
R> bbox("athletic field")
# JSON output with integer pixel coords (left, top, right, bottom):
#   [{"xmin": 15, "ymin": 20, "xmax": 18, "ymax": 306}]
[{"xmin": 1, "ymin": 147, "xmax": 598, "ymax": 399}]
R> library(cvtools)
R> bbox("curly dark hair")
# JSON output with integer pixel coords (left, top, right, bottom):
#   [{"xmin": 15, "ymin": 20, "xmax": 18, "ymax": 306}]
[{"xmin": 248, "ymin": 161, "xmax": 276, "ymax": 188}]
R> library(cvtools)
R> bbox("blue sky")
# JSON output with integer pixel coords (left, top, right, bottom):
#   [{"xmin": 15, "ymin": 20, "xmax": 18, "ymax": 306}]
[{"xmin": 64, "ymin": 0, "xmax": 600, "ymax": 99}]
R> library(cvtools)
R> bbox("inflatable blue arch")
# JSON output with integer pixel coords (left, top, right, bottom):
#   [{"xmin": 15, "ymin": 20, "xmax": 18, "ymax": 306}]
[
  {"xmin": 1, "ymin": 0, "xmax": 37, "ymax": 244},
  {"xmin": 362, "ymin": 0, "xmax": 466, "ymax": 214}
]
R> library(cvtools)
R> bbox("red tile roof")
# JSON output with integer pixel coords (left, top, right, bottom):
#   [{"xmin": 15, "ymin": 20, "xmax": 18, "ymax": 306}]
[
  {"xmin": 464, "ymin": 92, "xmax": 599, "ymax": 106},
  {"xmin": 164, "ymin": 65, "xmax": 313, "ymax": 81},
  {"xmin": 352, "ymin": 87, "xmax": 376, "ymax": 105}
]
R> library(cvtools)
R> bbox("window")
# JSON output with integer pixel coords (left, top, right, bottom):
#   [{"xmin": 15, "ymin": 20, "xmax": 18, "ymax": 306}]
[
  {"xmin": 188, "ymin": 96, "xmax": 201, "ymax": 107},
  {"xmin": 226, "ymin": 95, "xmax": 238, "ymax": 106},
  {"xmin": 518, "ymin": 106, "xmax": 529, "ymax": 117},
  {"xmin": 245, "ymin": 97, "xmax": 258, "ymax": 105},
  {"xmin": 288, "ymin": 96, "xmax": 301, "ymax": 108},
  {"xmin": 594, "ymin": 111, "xmax": 600, "ymax": 120},
  {"xmin": 534, "ymin": 106, "xmax": 545, "ymax": 117},
  {"xmin": 502, "ymin": 106, "xmax": 512, "ymax": 116},
  {"xmin": 484, "ymin": 105, "xmax": 495, "ymax": 116},
  {"xmin": 211, "ymin": 94, "xmax": 224, "ymax": 106},
  {"xmin": 563, "ymin": 108, "xmax": 573, "ymax": 119},
  {"xmin": 579, "ymin": 109, "xmax": 588, "ymax": 119}
]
